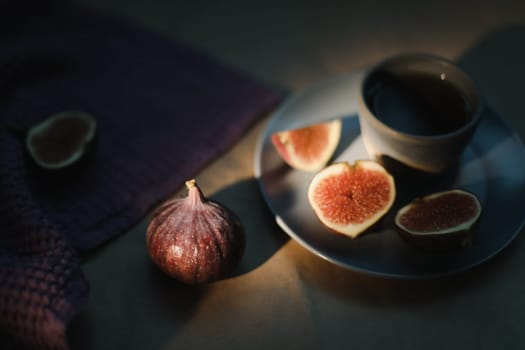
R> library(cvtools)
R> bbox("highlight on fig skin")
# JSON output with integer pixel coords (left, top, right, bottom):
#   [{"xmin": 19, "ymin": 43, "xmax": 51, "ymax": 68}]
[
  {"xmin": 146, "ymin": 179, "xmax": 245, "ymax": 284},
  {"xmin": 271, "ymin": 119, "xmax": 342, "ymax": 172},
  {"xmin": 308, "ymin": 160, "xmax": 396, "ymax": 239}
]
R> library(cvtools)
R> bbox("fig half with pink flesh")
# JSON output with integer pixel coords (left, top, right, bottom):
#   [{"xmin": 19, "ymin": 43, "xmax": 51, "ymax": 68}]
[
  {"xmin": 308, "ymin": 160, "xmax": 396, "ymax": 238},
  {"xmin": 395, "ymin": 189, "xmax": 482, "ymax": 250},
  {"xmin": 271, "ymin": 119, "xmax": 342, "ymax": 172}
]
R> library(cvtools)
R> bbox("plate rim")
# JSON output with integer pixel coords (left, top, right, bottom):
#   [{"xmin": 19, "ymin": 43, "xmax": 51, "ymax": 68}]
[{"xmin": 254, "ymin": 72, "xmax": 525, "ymax": 279}]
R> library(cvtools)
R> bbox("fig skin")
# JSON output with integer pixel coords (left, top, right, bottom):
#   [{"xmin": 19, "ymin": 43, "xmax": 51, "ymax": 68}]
[
  {"xmin": 26, "ymin": 111, "xmax": 97, "ymax": 170},
  {"xmin": 146, "ymin": 180, "xmax": 245, "ymax": 284},
  {"xmin": 271, "ymin": 119, "xmax": 342, "ymax": 172},
  {"xmin": 394, "ymin": 189, "xmax": 482, "ymax": 251},
  {"xmin": 308, "ymin": 160, "xmax": 396, "ymax": 239}
]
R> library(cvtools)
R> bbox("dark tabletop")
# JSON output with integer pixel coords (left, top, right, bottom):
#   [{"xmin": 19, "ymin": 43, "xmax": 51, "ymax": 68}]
[{"xmin": 6, "ymin": 0, "xmax": 525, "ymax": 349}]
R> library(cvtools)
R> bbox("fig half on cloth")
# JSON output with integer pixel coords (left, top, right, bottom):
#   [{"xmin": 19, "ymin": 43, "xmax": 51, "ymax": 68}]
[
  {"xmin": 308, "ymin": 160, "xmax": 396, "ymax": 238},
  {"xmin": 395, "ymin": 189, "xmax": 482, "ymax": 250},
  {"xmin": 25, "ymin": 111, "xmax": 97, "ymax": 170}
]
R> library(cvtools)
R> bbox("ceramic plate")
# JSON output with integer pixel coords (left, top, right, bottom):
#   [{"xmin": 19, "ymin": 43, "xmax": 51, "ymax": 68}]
[{"xmin": 254, "ymin": 72, "xmax": 525, "ymax": 278}]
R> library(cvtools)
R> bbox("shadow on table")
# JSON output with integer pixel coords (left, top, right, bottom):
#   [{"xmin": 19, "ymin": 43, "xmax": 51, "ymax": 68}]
[
  {"xmin": 458, "ymin": 25, "xmax": 525, "ymax": 137},
  {"xmin": 67, "ymin": 177, "xmax": 287, "ymax": 350},
  {"xmin": 294, "ymin": 231, "xmax": 524, "ymax": 307},
  {"xmin": 293, "ymin": 24, "xmax": 525, "ymax": 307},
  {"xmin": 68, "ymin": 271, "xmax": 208, "ymax": 350},
  {"xmin": 67, "ymin": 218, "xmax": 210, "ymax": 350},
  {"xmin": 210, "ymin": 177, "xmax": 290, "ymax": 276}
]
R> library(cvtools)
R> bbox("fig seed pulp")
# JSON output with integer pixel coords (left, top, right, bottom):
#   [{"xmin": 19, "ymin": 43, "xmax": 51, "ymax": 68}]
[
  {"xmin": 271, "ymin": 120, "xmax": 341, "ymax": 172},
  {"xmin": 394, "ymin": 189, "xmax": 482, "ymax": 250},
  {"xmin": 308, "ymin": 160, "xmax": 396, "ymax": 239}
]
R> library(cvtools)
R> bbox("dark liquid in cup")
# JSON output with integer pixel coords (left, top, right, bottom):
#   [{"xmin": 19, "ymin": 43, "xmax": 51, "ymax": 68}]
[{"xmin": 365, "ymin": 71, "xmax": 472, "ymax": 136}]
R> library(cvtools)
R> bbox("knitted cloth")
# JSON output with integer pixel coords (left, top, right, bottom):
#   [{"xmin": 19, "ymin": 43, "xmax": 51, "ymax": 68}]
[{"xmin": 0, "ymin": 1, "xmax": 281, "ymax": 348}]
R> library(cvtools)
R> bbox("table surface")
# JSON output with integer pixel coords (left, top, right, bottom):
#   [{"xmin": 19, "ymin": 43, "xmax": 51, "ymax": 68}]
[{"xmin": 16, "ymin": 1, "xmax": 525, "ymax": 349}]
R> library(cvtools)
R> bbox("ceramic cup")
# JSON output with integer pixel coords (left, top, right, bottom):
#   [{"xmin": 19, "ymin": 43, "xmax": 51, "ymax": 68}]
[{"xmin": 357, "ymin": 53, "xmax": 482, "ymax": 173}]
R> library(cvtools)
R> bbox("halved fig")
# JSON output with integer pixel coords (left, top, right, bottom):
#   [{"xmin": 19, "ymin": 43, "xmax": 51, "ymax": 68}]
[
  {"xmin": 308, "ymin": 160, "xmax": 396, "ymax": 238},
  {"xmin": 26, "ymin": 111, "xmax": 97, "ymax": 170},
  {"xmin": 395, "ymin": 189, "xmax": 482, "ymax": 250},
  {"xmin": 271, "ymin": 119, "xmax": 341, "ymax": 172}
]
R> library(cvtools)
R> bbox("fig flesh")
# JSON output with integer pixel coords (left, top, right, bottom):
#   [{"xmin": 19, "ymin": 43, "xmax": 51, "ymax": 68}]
[
  {"xmin": 271, "ymin": 119, "xmax": 341, "ymax": 172},
  {"xmin": 146, "ymin": 180, "xmax": 245, "ymax": 284},
  {"xmin": 26, "ymin": 111, "xmax": 97, "ymax": 169},
  {"xmin": 395, "ymin": 189, "xmax": 482, "ymax": 250},
  {"xmin": 308, "ymin": 160, "xmax": 396, "ymax": 238}
]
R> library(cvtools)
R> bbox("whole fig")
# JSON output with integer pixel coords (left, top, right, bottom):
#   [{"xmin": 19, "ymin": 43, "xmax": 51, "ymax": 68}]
[{"xmin": 146, "ymin": 179, "xmax": 245, "ymax": 284}]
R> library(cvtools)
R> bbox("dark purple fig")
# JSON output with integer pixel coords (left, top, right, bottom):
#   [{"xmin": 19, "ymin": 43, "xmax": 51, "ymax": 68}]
[
  {"xmin": 395, "ymin": 189, "xmax": 482, "ymax": 250},
  {"xmin": 26, "ymin": 111, "xmax": 97, "ymax": 169},
  {"xmin": 146, "ymin": 179, "xmax": 245, "ymax": 284}
]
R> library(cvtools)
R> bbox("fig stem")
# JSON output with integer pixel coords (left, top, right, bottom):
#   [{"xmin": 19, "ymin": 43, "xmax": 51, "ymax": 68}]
[
  {"xmin": 185, "ymin": 179, "xmax": 196, "ymax": 189},
  {"xmin": 185, "ymin": 179, "xmax": 205, "ymax": 205}
]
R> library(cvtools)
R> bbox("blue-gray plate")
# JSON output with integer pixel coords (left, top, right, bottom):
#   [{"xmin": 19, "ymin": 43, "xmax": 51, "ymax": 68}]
[{"xmin": 254, "ymin": 72, "xmax": 525, "ymax": 278}]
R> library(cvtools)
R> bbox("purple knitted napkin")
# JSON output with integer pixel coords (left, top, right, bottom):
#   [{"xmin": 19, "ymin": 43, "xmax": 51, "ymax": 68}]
[{"xmin": 0, "ymin": 1, "xmax": 281, "ymax": 348}]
